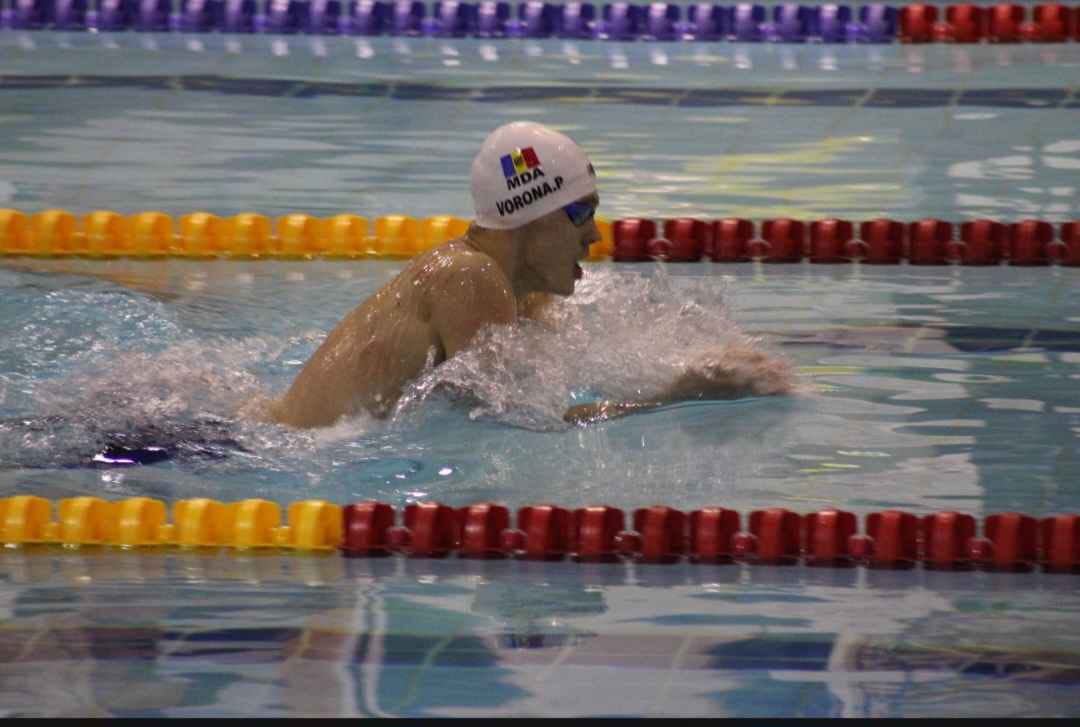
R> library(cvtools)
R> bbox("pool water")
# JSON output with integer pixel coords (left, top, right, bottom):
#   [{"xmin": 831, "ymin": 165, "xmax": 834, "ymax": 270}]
[
  {"xmin": 2, "ymin": 31, "xmax": 1080, "ymax": 717},
  {"xmin": 3, "ymin": 261, "xmax": 1080, "ymax": 517},
  {"xmin": 1, "ymin": 33, "xmax": 1078, "ymax": 222}
]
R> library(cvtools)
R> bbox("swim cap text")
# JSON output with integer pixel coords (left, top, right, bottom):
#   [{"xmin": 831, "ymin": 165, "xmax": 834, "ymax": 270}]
[
  {"xmin": 495, "ymin": 175, "xmax": 565, "ymax": 218},
  {"xmin": 506, "ymin": 167, "xmax": 545, "ymax": 191}
]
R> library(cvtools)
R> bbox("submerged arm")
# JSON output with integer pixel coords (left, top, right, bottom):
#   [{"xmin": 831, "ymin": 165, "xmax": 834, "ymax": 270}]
[
  {"xmin": 563, "ymin": 399, "xmax": 668, "ymax": 424},
  {"xmin": 563, "ymin": 344, "xmax": 793, "ymax": 425}
]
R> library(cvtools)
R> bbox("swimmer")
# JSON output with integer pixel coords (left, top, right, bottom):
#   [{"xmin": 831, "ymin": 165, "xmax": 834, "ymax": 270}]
[{"xmin": 270, "ymin": 122, "xmax": 791, "ymax": 429}]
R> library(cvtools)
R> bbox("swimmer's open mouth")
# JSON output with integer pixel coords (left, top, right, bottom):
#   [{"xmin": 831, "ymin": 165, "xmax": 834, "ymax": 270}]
[{"xmin": 574, "ymin": 263, "xmax": 583, "ymax": 280}]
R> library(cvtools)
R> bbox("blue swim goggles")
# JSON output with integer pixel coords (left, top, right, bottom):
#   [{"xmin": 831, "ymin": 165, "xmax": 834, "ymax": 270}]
[{"xmin": 564, "ymin": 200, "xmax": 597, "ymax": 227}]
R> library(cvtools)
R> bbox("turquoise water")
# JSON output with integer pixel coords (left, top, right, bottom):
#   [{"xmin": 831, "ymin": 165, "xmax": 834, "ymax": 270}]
[
  {"xmin": 3, "ymin": 261, "xmax": 1080, "ymax": 516},
  {"xmin": 1, "ymin": 34, "xmax": 1078, "ymax": 222},
  {"xmin": 2, "ymin": 33, "xmax": 1080, "ymax": 717}
]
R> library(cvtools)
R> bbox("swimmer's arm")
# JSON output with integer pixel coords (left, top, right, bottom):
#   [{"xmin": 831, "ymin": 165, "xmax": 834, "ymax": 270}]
[
  {"xmin": 563, "ymin": 400, "xmax": 668, "ymax": 424},
  {"xmin": 563, "ymin": 346, "xmax": 793, "ymax": 425}
]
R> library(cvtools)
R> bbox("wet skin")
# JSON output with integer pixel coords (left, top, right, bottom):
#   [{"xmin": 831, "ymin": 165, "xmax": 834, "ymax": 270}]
[{"xmin": 271, "ymin": 195, "xmax": 601, "ymax": 428}]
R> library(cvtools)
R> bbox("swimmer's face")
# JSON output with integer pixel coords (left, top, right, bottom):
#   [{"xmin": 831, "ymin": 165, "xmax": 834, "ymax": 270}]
[{"xmin": 522, "ymin": 193, "xmax": 601, "ymax": 296}]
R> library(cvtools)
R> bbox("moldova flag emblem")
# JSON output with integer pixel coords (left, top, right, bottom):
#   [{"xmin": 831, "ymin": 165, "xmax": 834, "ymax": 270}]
[{"xmin": 500, "ymin": 147, "xmax": 541, "ymax": 178}]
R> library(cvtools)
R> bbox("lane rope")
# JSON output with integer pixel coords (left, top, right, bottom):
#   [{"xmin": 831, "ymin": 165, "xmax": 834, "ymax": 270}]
[
  {"xmin": 2, "ymin": 209, "xmax": 1078, "ymax": 263},
  {"xmin": 1, "ymin": 495, "xmax": 1078, "ymax": 573},
  {"xmin": 2, "ymin": 2, "xmax": 1078, "ymax": 45}
]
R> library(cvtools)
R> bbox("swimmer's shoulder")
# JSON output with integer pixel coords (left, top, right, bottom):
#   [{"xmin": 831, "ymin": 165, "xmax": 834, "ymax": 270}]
[
  {"xmin": 410, "ymin": 238, "xmax": 516, "ymax": 336},
  {"xmin": 415, "ymin": 238, "xmax": 513, "ymax": 297}
]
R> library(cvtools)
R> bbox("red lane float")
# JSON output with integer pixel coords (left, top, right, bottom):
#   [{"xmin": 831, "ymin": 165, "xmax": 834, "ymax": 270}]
[
  {"xmin": 1006, "ymin": 219, "xmax": 1054, "ymax": 266},
  {"xmin": 342, "ymin": 501, "xmax": 395, "ymax": 556},
  {"xmin": 744, "ymin": 508, "xmax": 801, "ymax": 565},
  {"xmin": 334, "ymin": 501, "xmax": 1080, "ymax": 575},
  {"xmin": 649, "ymin": 218, "xmax": 706, "ymax": 262},
  {"xmin": 908, "ymin": 219, "xmax": 954, "ymax": 265},
  {"xmin": 1057, "ymin": 221, "xmax": 1080, "ymax": 266},
  {"xmin": 755, "ymin": 219, "xmax": 805, "ymax": 263},
  {"xmin": 632, "ymin": 506, "xmax": 687, "ymax": 563},
  {"xmin": 856, "ymin": 219, "xmax": 905, "ymax": 264},
  {"xmin": 804, "ymin": 509, "xmax": 858, "ymax": 567},
  {"xmin": 597, "ymin": 216, "xmax": 1078, "ymax": 266},
  {"xmin": 988, "ymin": 3, "xmax": 1025, "ymax": 42},
  {"xmin": 395, "ymin": 502, "xmax": 457, "ymax": 557},
  {"xmin": 1040, "ymin": 514, "xmax": 1080, "ymax": 573},
  {"xmin": 859, "ymin": 510, "xmax": 919, "ymax": 569},
  {"xmin": 689, "ymin": 507, "xmax": 741, "ymax": 563},
  {"xmin": 457, "ymin": 502, "xmax": 510, "ymax": 559},
  {"xmin": 516, "ymin": 504, "xmax": 572, "ymax": 560},
  {"xmin": 944, "ymin": 4, "xmax": 988, "ymax": 42},
  {"xmin": 971, "ymin": 512, "xmax": 1039, "ymax": 572},
  {"xmin": 572, "ymin": 505, "xmax": 624, "ymax": 562},
  {"xmin": 1027, "ymin": 3, "xmax": 1070, "ymax": 41},
  {"xmin": 708, "ymin": 218, "xmax": 753, "ymax": 262},
  {"xmin": 921, "ymin": 511, "xmax": 976, "ymax": 570},
  {"xmin": 612, "ymin": 218, "xmax": 657, "ymax": 262},
  {"xmin": 900, "ymin": 3, "xmax": 938, "ymax": 42},
  {"xmin": 808, "ymin": 219, "xmax": 854, "ymax": 263},
  {"xmin": 954, "ymin": 219, "xmax": 1005, "ymax": 265}
]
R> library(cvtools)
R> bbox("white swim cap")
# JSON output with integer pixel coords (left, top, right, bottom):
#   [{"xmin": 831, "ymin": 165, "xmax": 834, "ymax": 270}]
[{"xmin": 471, "ymin": 121, "xmax": 597, "ymax": 230}]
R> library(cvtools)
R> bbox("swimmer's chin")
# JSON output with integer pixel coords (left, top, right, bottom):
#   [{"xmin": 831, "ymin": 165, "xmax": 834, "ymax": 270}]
[
  {"xmin": 549, "ymin": 277, "xmax": 579, "ymax": 297},
  {"xmin": 541, "ymin": 265, "xmax": 583, "ymax": 297}
]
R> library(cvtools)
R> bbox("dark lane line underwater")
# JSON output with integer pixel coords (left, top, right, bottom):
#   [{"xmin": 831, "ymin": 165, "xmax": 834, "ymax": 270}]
[{"xmin": 0, "ymin": 75, "xmax": 1075, "ymax": 108}]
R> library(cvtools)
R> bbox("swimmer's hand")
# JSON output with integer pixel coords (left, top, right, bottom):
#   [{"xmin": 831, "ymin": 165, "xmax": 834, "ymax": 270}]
[
  {"xmin": 563, "ymin": 400, "xmax": 665, "ymax": 425},
  {"xmin": 664, "ymin": 345, "xmax": 792, "ymax": 401},
  {"xmin": 563, "ymin": 346, "xmax": 792, "ymax": 425}
]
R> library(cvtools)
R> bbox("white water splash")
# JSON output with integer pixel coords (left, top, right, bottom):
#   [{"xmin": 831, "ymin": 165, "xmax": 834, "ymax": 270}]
[
  {"xmin": 395, "ymin": 266, "xmax": 794, "ymax": 430},
  {"xmin": 34, "ymin": 337, "xmax": 277, "ymax": 428}
]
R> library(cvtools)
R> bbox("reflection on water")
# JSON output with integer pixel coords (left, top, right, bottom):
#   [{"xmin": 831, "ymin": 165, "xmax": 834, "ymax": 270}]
[{"xmin": 2, "ymin": 550, "xmax": 1079, "ymax": 717}]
